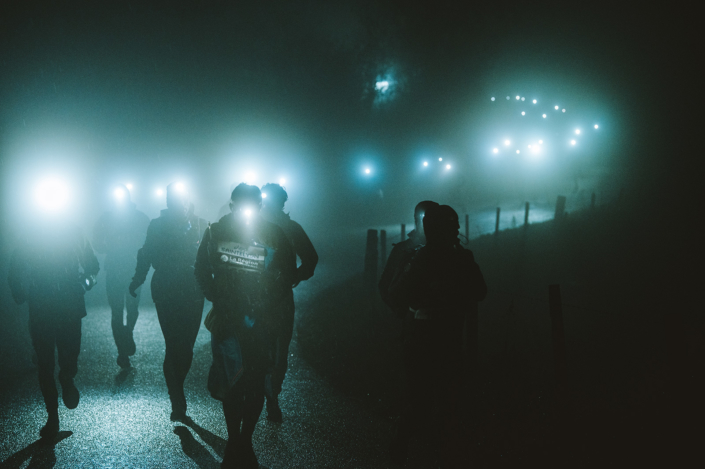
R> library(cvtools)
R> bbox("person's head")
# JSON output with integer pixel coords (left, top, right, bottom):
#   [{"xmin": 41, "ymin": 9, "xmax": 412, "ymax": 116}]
[
  {"xmin": 261, "ymin": 183, "xmax": 288, "ymax": 212},
  {"xmin": 414, "ymin": 200, "xmax": 439, "ymax": 240},
  {"xmin": 166, "ymin": 182, "xmax": 189, "ymax": 216},
  {"xmin": 423, "ymin": 205, "xmax": 460, "ymax": 247},
  {"xmin": 112, "ymin": 184, "xmax": 132, "ymax": 210},
  {"xmin": 230, "ymin": 183, "xmax": 262, "ymax": 217}
]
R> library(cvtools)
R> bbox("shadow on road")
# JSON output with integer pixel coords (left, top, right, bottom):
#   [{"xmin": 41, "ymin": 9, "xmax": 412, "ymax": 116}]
[
  {"xmin": 1, "ymin": 431, "xmax": 72, "ymax": 468},
  {"xmin": 183, "ymin": 418, "xmax": 226, "ymax": 458},
  {"xmin": 173, "ymin": 426, "xmax": 220, "ymax": 469}
]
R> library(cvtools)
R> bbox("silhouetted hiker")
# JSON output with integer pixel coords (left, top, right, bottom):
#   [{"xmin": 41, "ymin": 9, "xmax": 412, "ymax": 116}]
[
  {"xmin": 129, "ymin": 182, "xmax": 207, "ymax": 422},
  {"xmin": 379, "ymin": 200, "xmax": 439, "ymax": 319},
  {"xmin": 260, "ymin": 182, "xmax": 318, "ymax": 422},
  {"xmin": 195, "ymin": 183, "xmax": 295, "ymax": 469},
  {"xmin": 387, "ymin": 204, "xmax": 487, "ymax": 467},
  {"xmin": 93, "ymin": 184, "xmax": 149, "ymax": 369},
  {"xmin": 8, "ymin": 218, "xmax": 99, "ymax": 439}
]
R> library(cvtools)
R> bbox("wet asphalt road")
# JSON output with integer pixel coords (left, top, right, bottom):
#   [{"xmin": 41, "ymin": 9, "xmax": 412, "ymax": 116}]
[{"xmin": 0, "ymin": 267, "xmax": 397, "ymax": 468}]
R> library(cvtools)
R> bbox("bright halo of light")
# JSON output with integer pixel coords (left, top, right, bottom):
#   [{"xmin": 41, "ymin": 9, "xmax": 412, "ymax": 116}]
[
  {"xmin": 262, "ymin": 193, "xmax": 267, "ymax": 198},
  {"xmin": 34, "ymin": 178, "xmax": 70, "ymax": 212},
  {"xmin": 521, "ymin": 97, "xmax": 525, "ymax": 101},
  {"xmin": 491, "ymin": 97, "xmax": 495, "ymax": 101},
  {"xmin": 114, "ymin": 188, "xmax": 126, "ymax": 199},
  {"xmin": 521, "ymin": 111, "xmax": 526, "ymax": 116},
  {"xmin": 175, "ymin": 182, "xmax": 186, "ymax": 192},
  {"xmin": 445, "ymin": 164, "xmax": 451, "ymax": 170},
  {"xmin": 516, "ymin": 150, "xmax": 520, "ymax": 154},
  {"xmin": 562, "ymin": 109, "xmax": 566, "ymax": 113},
  {"xmin": 516, "ymin": 95, "xmax": 520, "ymax": 100},
  {"xmin": 279, "ymin": 178, "xmax": 286, "ymax": 185},
  {"xmin": 570, "ymin": 140, "xmax": 577, "ymax": 145},
  {"xmin": 375, "ymin": 80, "xmax": 390, "ymax": 92},
  {"xmin": 364, "ymin": 168, "xmax": 371, "ymax": 174},
  {"xmin": 492, "ymin": 148, "xmax": 499, "ymax": 154},
  {"xmin": 504, "ymin": 140, "xmax": 511, "ymax": 146},
  {"xmin": 244, "ymin": 172, "xmax": 256, "ymax": 184},
  {"xmin": 594, "ymin": 124, "xmax": 599, "ymax": 129},
  {"xmin": 528, "ymin": 144, "xmax": 532, "ymax": 148},
  {"xmin": 554, "ymin": 105, "xmax": 559, "ymax": 110},
  {"xmin": 155, "ymin": 188, "xmax": 164, "ymax": 197},
  {"xmin": 533, "ymin": 99, "xmax": 537, "ymax": 104},
  {"xmin": 539, "ymin": 139, "xmax": 543, "ymax": 144},
  {"xmin": 423, "ymin": 161, "xmax": 429, "ymax": 166},
  {"xmin": 438, "ymin": 157, "xmax": 443, "ymax": 161},
  {"xmin": 542, "ymin": 114, "xmax": 547, "ymax": 118},
  {"xmin": 575, "ymin": 129, "xmax": 581, "ymax": 134},
  {"xmin": 506, "ymin": 96, "xmax": 510, "ymax": 100},
  {"xmin": 125, "ymin": 183, "xmax": 133, "ymax": 190}
]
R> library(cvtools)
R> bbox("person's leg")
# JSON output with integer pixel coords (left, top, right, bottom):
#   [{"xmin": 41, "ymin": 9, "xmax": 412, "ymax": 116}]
[
  {"xmin": 239, "ymin": 371, "xmax": 264, "ymax": 468},
  {"xmin": 56, "ymin": 316, "xmax": 82, "ymax": 410},
  {"xmin": 221, "ymin": 382, "xmax": 245, "ymax": 468},
  {"xmin": 156, "ymin": 299, "xmax": 203, "ymax": 418},
  {"xmin": 106, "ymin": 273, "xmax": 129, "ymax": 365},
  {"xmin": 266, "ymin": 294, "xmax": 294, "ymax": 421},
  {"xmin": 29, "ymin": 315, "xmax": 59, "ymax": 437},
  {"xmin": 124, "ymin": 275, "xmax": 140, "ymax": 356}
]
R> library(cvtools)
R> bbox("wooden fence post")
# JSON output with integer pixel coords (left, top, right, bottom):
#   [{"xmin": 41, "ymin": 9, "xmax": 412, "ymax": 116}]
[
  {"xmin": 524, "ymin": 202, "xmax": 530, "ymax": 226},
  {"xmin": 401, "ymin": 223, "xmax": 406, "ymax": 241},
  {"xmin": 465, "ymin": 214, "xmax": 469, "ymax": 241},
  {"xmin": 380, "ymin": 229, "xmax": 387, "ymax": 267},
  {"xmin": 364, "ymin": 230, "xmax": 378, "ymax": 290},
  {"xmin": 495, "ymin": 207, "xmax": 501, "ymax": 234}
]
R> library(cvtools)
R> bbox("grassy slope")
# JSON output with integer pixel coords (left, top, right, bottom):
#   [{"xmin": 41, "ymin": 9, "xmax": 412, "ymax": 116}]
[{"xmin": 297, "ymin": 202, "xmax": 701, "ymax": 466}]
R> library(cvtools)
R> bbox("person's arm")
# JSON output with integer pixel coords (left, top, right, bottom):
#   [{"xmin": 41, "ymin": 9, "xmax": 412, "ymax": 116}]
[
  {"xmin": 130, "ymin": 220, "xmax": 156, "ymax": 296},
  {"xmin": 194, "ymin": 225, "xmax": 216, "ymax": 301},
  {"xmin": 78, "ymin": 231, "xmax": 100, "ymax": 279},
  {"xmin": 290, "ymin": 222, "xmax": 318, "ymax": 285}
]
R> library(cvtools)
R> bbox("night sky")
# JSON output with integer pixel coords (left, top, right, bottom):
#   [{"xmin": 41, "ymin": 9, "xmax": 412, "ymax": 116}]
[{"xmin": 0, "ymin": 1, "xmax": 698, "ymax": 231}]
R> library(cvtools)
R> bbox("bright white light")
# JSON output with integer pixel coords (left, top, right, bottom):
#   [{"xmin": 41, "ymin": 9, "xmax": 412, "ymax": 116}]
[
  {"xmin": 554, "ymin": 105, "xmax": 559, "ymax": 110},
  {"xmin": 562, "ymin": 109, "xmax": 566, "ymax": 113},
  {"xmin": 244, "ymin": 209, "xmax": 252, "ymax": 217},
  {"xmin": 375, "ymin": 80, "xmax": 390, "ymax": 92},
  {"xmin": 364, "ymin": 168, "xmax": 371, "ymax": 174},
  {"xmin": 262, "ymin": 193, "xmax": 267, "ymax": 198},
  {"xmin": 244, "ymin": 172, "xmax": 256, "ymax": 184},
  {"xmin": 279, "ymin": 178, "xmax": 286, "ymax": 185},
  {"xmin": 539, "ymin": 139, "xmax": 543, "ymax": 144},
  {"xmin": 594, "ymin": 124, "xmax": 599, "ymax": 129},
  {"xmin": 34, "ymin": 178, "xmax": 70, "ymax": 212},
  {"xmin": 570, "ymin": 140, "xmax": 577, "ymax": 145},
  {"xmin": 125, "ymin": 183, "xmax": 133, "ymax": 191},
  {"xmin": 533, "ymin": 99, "xmax": 537, "ymax": 104},
  {"xmin": 155, "ymin": 188, "xmax": 164, "ymax": 197},
  {"xmin": 504, "ymin": 140, "xmax": 511, "ymax": 146},
  {"xmin": 175, "ymin": 182, "xmax": 186, "ymax": 192},
  {"xmin": 542, "ymin": 114, "xmax": 547, "ymax": 118},
  {"xmin": 506, "ymin": 96, "xmax": 510, "ymax": 100},
  {"xmin": 516, "ymin": 150, "xmax": 520, "ymax": 154},
  {"xmin": 114, "ymin": 188, "xmax": 126, "ymax": 200},
  {"xmin": 575, "ymin": 129, "xmax": 581, "ymax": 135},
  {"xmin": 521, "ymin": 97, "xmax": 525, "ymax": 101},
  {"xmin": 521, "ymin": 111, "xmax": 525, "ymax": 116},
  {"xmin": 491, "ymin": 97, "xmax": 495, "ymax": 101},
  {"xmin": 423, "ymin": 161, "xmax": 429, "ymax": 167},
  {"xmin": 438, "ymin": 157, "xmax": 443, "ymax": 161},
  {"xmin": 492, "ymin": 148, "xmax": 499, "ymax": 154},
  {"xmin": 528, "ymin": 144, "xmax": 532, "ymax": 148},
  {"xmin": 445, "ymin": 164, "xmax": 451, "ymax": 170},
  {"xmin": 516, "ymin": 96, "xmax": 520, "ymax": 100}
]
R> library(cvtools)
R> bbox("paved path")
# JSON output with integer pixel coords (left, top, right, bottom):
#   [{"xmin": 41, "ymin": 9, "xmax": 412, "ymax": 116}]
[{"xmin": 0, "ymin": 270, "xmax": 397, "ymax": 468}]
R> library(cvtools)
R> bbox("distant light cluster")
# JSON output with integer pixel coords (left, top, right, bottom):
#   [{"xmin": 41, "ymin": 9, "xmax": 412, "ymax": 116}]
[{"xmin": 489, "ymin": 93, "xmax": 601, "ymax": 159}]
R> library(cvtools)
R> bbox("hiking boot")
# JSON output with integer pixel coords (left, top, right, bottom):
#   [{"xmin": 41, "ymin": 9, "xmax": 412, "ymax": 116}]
[
  {"xmin": 117, "ymin": 354, "xmax": 131, "ymax": 369},
  {"xmin": 40, "ymin": 410, "xmax": 59, "ymax": 439},
  {"xmin": 61, "ymin": 378, "xmax": 80, "ymax": 409}
]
